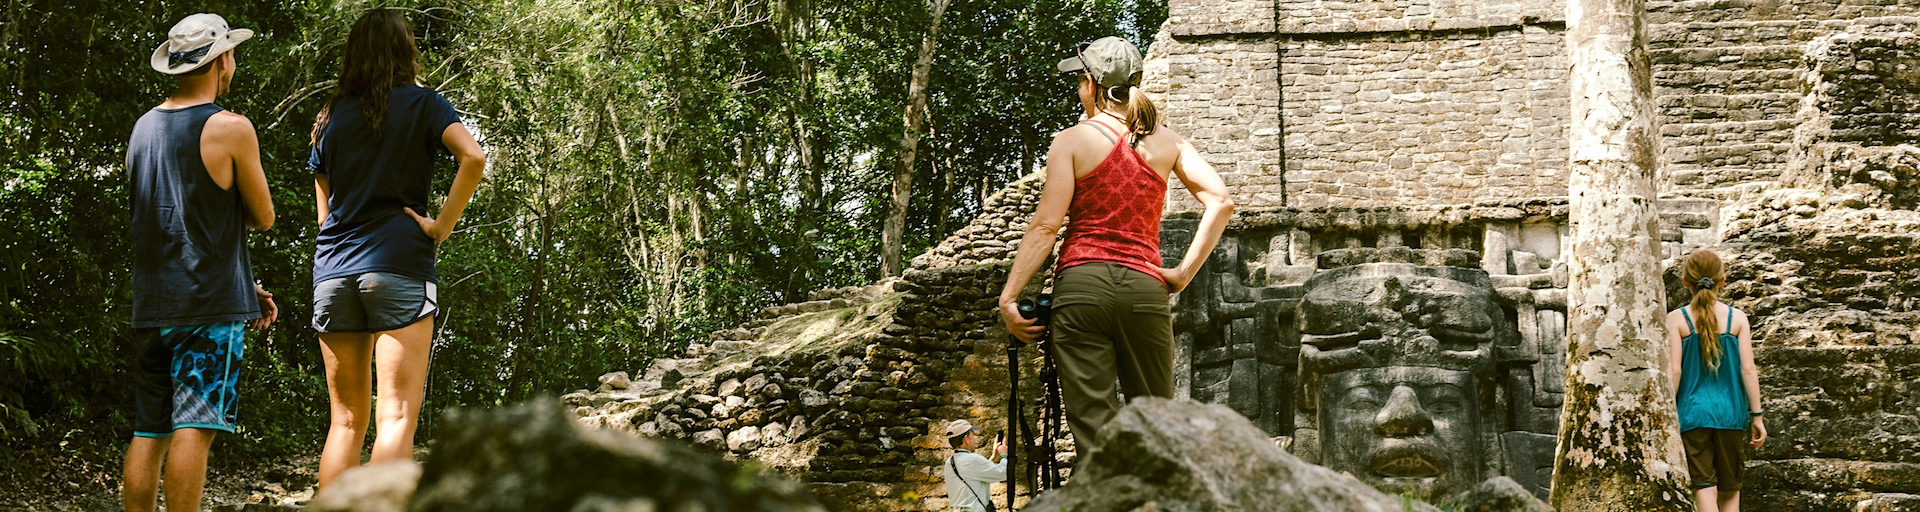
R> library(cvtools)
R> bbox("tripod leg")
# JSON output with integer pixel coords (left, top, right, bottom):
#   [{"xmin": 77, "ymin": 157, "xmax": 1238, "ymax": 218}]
[{"xmin": 1005, "ymin": 342, "xmax": 1021, "ymax": 507}]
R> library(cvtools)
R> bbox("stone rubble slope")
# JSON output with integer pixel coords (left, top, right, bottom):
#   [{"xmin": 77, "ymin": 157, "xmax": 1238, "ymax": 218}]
[{"xmin": 565, "ymin": 172, "xmax": 1049, "ymax": 511}]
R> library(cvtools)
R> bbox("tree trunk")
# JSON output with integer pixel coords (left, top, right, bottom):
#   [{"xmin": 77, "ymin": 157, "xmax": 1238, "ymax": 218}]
[
  {"xmin": 1549, "ymin": 0, "xmax": 1692, "ymax": 508},
  {"xmin": 882, "ymin": 0, "xmax": 952, "ymax": 277}
]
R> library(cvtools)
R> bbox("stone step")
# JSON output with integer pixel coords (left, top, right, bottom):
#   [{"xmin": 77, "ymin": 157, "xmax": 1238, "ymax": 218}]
[
  {"xmin": 1664, "ymin": 142, "xmax": 1795, "ymax": 167},
  {"xmin": 1668, "ymin": 166, "xmax": 1785, "ymax": 188},
  {"xmin": 1647, "ymin": 1, "xmax": 1919, "ymax": 25},
  {"xmin": 1658, "ymin": 118, "xmax": 1802, "ymax": 138},
  {"xmin": 1661, "ymin": 127, "xmax": 1798, "ymax": 147},
  {"xmin": 1656, "ymin": 68, "xmax": 1807, "ymax": 95},
  {"xmin": 1651, "ymin": 45, "xmax": 1806, "ymax": 72}
]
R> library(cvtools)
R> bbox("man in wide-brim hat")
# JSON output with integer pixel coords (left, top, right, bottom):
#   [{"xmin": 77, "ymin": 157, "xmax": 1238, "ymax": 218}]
[{"xmin": 123, "ymin": 12, "xmax": 278, "ymax": 512}]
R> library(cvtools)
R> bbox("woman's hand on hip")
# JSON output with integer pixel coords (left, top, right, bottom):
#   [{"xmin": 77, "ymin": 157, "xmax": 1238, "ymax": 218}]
[
  {"xmin": 1158, "ymin": 266, "xmax": 1193, "ymax": 294},
  {"xmin": 999, "ymin": 300, "xmax": 1045, "ymax": 345},
  {"xmin": 405, "ymin": 207, "xmax": 452, "ymax": 243}
]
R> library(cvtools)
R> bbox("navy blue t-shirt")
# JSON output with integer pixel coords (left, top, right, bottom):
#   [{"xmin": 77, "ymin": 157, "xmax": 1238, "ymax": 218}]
[{"xmin": 310, "ymin": 85, "xmax": 462, "ymax": 284}]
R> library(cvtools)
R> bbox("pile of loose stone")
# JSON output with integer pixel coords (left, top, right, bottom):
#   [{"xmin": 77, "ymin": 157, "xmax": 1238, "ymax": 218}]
[{"xmin": 566, "ymin": 173, "xmax": 1052, "ymax": 511}]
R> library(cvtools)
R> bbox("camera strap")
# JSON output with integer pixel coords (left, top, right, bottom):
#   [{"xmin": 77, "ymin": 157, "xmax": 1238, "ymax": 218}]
[{"xmin": 949, "ymin": 453, "xmax": 999, "ymax": 512}]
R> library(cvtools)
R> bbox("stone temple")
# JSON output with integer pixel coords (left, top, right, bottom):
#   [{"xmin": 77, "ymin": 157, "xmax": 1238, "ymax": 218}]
[{"xmin": 568, "ymin": 0, "xmax": 1920, "ymax": 510}]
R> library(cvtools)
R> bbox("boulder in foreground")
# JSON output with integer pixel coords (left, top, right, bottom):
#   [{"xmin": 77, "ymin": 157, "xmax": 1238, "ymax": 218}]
[
  {"xmin": 1025, "ymin": 397, "xmax": 1442, "ymax": 512},
  {"xmin": 407, "ymin": 399, "xmax": 825, "ymax": 512}
]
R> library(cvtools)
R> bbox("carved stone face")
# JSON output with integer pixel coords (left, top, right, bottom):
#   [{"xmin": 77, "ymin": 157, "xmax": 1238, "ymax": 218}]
[
  {"xmin": 1320, "ymin": 367, "xmax": 1482, "ymax": 499},
  {"xmin": 1297, "ymin": 264, "xmax": 1501, "ymax": 500}
]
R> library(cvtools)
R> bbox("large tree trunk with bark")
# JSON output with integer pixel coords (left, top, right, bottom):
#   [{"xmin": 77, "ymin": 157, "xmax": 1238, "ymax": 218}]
[
  {"xmin": 882, "ymin": 0, "xmax": 952, "ymax": 277},
  {"xmin": 1549, "ymin": 0, "xmax": 1693, "ymax": 509}
]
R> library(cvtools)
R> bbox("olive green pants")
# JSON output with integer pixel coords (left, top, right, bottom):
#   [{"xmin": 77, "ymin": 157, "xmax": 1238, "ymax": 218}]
[{"xmin": 1049, "ymin": 263, "xmax": 1175, "ymax": 457}]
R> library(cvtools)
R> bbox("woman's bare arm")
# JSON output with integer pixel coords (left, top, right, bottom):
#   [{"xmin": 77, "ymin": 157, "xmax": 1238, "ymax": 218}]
[
  {"xmin": 997, "ymin": 132, "xmax": 1078, "ymax": 345},
  {"xmin": 1162, "ymin": 130, "xmax": 1234, "ymax": 293}
]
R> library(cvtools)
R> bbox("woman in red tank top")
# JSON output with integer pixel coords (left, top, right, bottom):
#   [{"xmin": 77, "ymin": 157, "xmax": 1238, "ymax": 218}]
[{"xmin": 996, "ymin": 37, "xmax": 1235, "ymax": 457}]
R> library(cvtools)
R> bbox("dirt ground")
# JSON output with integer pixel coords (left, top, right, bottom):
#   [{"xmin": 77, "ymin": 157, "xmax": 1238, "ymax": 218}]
[{"xmin": 1, "ymin": 442, "xmax": 318, "ymax": 512}]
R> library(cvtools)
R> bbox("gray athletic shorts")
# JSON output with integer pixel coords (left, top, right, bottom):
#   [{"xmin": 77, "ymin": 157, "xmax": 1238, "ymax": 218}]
[{"xmin": 312, "ymin": 272, "xmax": 438, "ymax": 333}]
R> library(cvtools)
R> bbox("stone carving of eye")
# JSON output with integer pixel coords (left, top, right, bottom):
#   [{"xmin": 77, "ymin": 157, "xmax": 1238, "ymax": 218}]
[
  {"xmin": 1343, "ymin": 387, "xmax": 1382, "ymax": 411},
  {"xmin": 1423, "ymin": 387, "xmax": 1466, "ymax": 413},
  {"xmin": 1302, "ymin": 330, "xmax": 1376, "ymax": 350},
  {"xmin": 1430, "ymin": 325, "xmax": 1492, "ymax": 348}
]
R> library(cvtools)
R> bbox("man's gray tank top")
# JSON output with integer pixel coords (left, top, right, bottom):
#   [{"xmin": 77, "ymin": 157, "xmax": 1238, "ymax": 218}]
[{"xmin": 127, "ymin": 103, "xmax": 258, "ymax": 328}]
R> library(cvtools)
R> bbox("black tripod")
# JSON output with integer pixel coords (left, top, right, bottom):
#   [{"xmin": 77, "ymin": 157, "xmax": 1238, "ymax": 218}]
[{"xmin": 1007, "ymin": 295, "xmax": 1068, "ymax": 509}]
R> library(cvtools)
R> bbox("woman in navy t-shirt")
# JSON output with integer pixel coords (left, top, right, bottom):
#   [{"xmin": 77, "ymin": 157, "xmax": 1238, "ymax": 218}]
[{"xmin": 307, "ymin": 8, "xmax": 485, "ymax": 490}]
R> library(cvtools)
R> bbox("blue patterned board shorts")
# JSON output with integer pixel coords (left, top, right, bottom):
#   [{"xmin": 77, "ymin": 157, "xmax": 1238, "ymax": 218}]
[{"xmin": 132, "ymin": 322, "xmax": 244, "ymax": 437}]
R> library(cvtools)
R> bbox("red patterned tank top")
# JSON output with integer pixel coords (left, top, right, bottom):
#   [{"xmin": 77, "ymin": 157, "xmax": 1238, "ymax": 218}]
[{"xmin": 1056, "ymin": 121, "xmax": 1168, "ymax": 285}]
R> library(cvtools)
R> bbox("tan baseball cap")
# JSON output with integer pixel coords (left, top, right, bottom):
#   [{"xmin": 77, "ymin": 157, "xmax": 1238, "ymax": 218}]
[
  {"xmin": 1057, "ymin": 36, "xmax": 1142, "ymax": 87},
  {"xmin": 150, "ymin": 13, "xmax": 254, "ymax": 75},
  {"xmin": 945, "ymin": 419, "xmax": 980, "ymax": 437}
]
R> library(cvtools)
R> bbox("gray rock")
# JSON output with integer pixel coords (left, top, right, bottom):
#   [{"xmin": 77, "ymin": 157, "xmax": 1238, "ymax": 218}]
[
  {"xmin": 728, "ymin": 426, "xmax": 762, "ymax": 452},
  {"xmin": 1447, "ymin": 477, "xmax": 1552, "ymax": 512},
  {"xmin": 719, "ymin": 378, "xmax": 742, "ymax": 397},
  {"xmin": 308, "ymin": 461, "xmax": 420, "ymax": 512},
  {"xmin": 693, "ymin": 428, "xmax": 726, "ymax": 449},
  {"xmin": 1024, "ymin": 398, "xmax": 1439, "ymax": 512},
  {"xmin": 743, "ymin": 373, "xmax": 769, "ymax": 395},
  {"xmin": 408, "ymin": 400, "xmax": 824, "ymax": 511},
  {"xmin": 597, "ymin": 371, "xmax": 632, "ymax": 392},
  {"xmin": 800, "ymin": 388, "xmax": 829, "ymax": 409}
]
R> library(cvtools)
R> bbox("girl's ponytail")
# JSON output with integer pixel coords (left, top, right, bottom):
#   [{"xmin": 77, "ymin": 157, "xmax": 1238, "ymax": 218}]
[{"xmin": 1682, "ymin": 250, "xmax": 1726, "ymax": 372}]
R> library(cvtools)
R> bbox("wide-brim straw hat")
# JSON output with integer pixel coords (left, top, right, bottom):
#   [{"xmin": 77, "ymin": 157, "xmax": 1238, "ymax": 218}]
[{"xmin": 150, "ymin": 13, "xmax": 254, "ymax": 75}]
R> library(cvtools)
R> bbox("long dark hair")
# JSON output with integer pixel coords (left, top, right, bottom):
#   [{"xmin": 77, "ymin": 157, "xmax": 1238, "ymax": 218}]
[
  {"xmin": 1089, "ymin": 72, "xmax": 1159, "ymax": 143},
  {"xmin": 312, "ymin": 8, "xmax": 421, "ymax": 144},
  {"xmin": 1682, "ymin": 249, "xmax": 1727, "ymax": 372}
]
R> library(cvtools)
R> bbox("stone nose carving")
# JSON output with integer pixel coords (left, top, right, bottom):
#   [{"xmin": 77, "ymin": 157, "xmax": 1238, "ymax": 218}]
[{"xmin": 1375, "ymin": 385, "xmax": 1434, "ymax": 437}]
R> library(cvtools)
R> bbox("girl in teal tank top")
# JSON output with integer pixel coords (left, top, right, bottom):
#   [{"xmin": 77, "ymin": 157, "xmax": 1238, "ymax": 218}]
[{"xmin": 1667, "ymin": 249, "xmax": 1767, "ymax": 512}]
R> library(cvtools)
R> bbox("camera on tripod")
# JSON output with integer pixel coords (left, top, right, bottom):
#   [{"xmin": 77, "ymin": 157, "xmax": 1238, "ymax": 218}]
[{"xmin": 1017, "ymin": 294, "xmax": 1052, "ymax": 327}]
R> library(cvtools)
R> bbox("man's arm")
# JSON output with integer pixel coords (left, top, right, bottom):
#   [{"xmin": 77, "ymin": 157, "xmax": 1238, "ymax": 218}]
[
  {"xmin": 204, "ymin": 112, "xmax": 274, "ymax": 230},
  {"xmin": 958, "ymin": 452, "xmax": 1006, "ymax": 483}
]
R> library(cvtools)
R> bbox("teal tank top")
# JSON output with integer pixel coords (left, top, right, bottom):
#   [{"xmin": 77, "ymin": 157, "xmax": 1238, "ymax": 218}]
[{"xmin": 1676, "ymin": 306, "xmax": 1749, "ymax": 432}]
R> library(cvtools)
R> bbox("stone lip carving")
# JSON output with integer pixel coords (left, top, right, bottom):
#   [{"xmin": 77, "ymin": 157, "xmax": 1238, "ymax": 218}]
[{"xmin": 1298, "ymin": 263, "xmax": 1509, "ymax": 501}]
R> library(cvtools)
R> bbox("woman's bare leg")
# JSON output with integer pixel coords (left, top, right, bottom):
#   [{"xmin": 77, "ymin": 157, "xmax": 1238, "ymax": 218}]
[
  {"xmin": 317, "ymin": 332, "xmax": 374, "ymax": 489},
  {"xmin": 369, "ymin": 317, "xmax": 433, "ymax": 464}
]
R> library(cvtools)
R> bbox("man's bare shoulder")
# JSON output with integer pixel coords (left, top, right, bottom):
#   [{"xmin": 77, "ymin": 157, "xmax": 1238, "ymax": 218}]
[{"xmin": 204, "ymin": 111, "xmax": 257, "ymax": 142}]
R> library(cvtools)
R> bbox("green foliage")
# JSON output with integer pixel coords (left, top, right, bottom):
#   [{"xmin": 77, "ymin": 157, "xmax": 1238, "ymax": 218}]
[{"xmin": 0, "ymin": 0, "xmax": 1163, "ymax": 468}]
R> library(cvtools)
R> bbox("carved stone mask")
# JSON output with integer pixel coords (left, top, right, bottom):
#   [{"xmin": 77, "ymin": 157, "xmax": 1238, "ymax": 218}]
[
  {"xmin": 1321, "ymin": 367, "xmax": 1482, "ymax": 499},
  {"xmin": 1298, "ymin": 263, "xmax": 1502, "ymax": 500}
]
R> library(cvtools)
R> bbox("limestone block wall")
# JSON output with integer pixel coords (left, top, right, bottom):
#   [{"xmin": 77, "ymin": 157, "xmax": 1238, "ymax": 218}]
[
  {"xmin": 1145, "ymin": 0, "xmax": 1571, "ymax": 210},
  {"xmin": 1147, "ymin": 37, "xmax": 1285, "ymax": 210},
  {"xmin": 1647, "ymin": 3, "xmax": 1920, "ymax": 199},
  {"xmin": 1280, "ymin": 30, "xmax": 1568, "ymax": 207}
]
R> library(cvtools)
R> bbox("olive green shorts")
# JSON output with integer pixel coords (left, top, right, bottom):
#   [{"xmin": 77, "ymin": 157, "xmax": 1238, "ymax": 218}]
[{"xmin": 1049, "ymin": 262, "xmax": 1174, "ymax": 454}]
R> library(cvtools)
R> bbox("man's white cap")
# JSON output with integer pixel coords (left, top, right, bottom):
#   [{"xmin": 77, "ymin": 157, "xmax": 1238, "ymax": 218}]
[
  {"xmin": 945, "ymin": 419, "xmax": 979, "ymax": 438},
  {"xmin": 151, "ymin": 13, "xmax": 254, "ymax": 75}
]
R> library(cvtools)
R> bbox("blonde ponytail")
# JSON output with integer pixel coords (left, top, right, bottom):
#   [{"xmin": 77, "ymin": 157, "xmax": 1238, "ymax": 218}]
[
  {"xmin": 1098, "ymin": 72, "xmax": 1158, "ymax": 144},
  {"xmin": 1682, "ymin": 250, "xmax": 1726, "ymax": 372}
]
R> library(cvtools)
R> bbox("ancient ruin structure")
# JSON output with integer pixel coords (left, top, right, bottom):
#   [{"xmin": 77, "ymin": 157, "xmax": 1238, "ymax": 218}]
[
  {"xmin": 1144, "ymin": 0, "xmax": 1920, "ymax": 508},
  {"xmin": 567, "ymin": 0, "xmax": 1920, "ymax": 510}
]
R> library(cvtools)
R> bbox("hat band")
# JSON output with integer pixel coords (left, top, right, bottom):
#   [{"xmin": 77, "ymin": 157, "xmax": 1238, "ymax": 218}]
[{"xmin": 168, "ymin": 42, "xmax": 213, "ymax": 68}]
